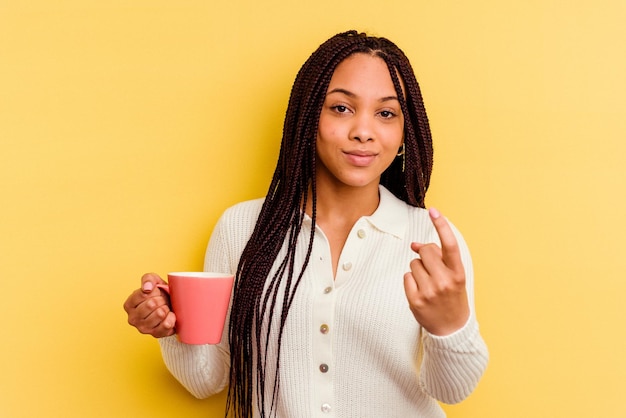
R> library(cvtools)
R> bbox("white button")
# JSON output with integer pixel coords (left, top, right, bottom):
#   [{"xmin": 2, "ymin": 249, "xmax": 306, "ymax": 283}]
[
  {"xmin": 321, "ymin": 403, "xmax": 332, "ymax": 413},
  {"xmin": 357, "ymin": 229, "xmax": 366, "ymax": 239},
  {"xmin": 342, "ymin": 262, "xmax": 352, "ymax": 271},
  {"xmin": 324, "ymin": 286, "xmax": 332, "ymax": 294}
]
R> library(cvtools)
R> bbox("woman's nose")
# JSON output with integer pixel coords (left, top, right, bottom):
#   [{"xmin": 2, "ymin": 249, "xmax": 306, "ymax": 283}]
[{"xmin": 349, "ymin": 113, "xmax": 374, "ymax": 142}]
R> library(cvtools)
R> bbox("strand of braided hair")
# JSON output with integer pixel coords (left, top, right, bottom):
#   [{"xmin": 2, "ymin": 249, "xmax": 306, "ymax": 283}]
[{"xmin": 226, "ymin": 30, "xmax": 434, "ymax": 418}]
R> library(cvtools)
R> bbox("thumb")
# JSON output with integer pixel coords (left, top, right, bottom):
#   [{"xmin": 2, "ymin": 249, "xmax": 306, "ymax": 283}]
[
  {"xmin": 141, "ymin": 272, "xmax": 166, "ymax": 293},
  {"xmin": 410, "ymin": 242, "xmax": 425, "ymax": 254}
]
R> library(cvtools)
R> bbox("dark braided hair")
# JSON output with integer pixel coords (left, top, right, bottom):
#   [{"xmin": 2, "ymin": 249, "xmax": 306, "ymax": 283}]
[{"xmin": 226, "ymin": 30, "xmax": 433, "ymax": 417}]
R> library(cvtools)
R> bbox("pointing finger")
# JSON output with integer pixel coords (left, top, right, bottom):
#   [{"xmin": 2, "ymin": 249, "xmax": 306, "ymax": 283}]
[{"xmin": 428, "ymin": 207, "xmax": 462, "ymax": 271}]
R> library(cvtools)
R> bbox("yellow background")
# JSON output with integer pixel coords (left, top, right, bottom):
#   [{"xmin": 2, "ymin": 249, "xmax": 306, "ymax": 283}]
[{"xmin": 1, "ymin": 0, "xmax": 625, "ymax": 417}]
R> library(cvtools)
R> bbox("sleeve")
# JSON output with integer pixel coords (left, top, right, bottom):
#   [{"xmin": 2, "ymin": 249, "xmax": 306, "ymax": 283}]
[
  {"xmin": 158, "ymin": 204, "xmax": 247, "ymax": 399},
  {"xmin": 158, "ymin": 336, "xmax": 230, "ymax": 399},
  {"xmin": 418, "ymin": 220, "xmax": 489, "ymax": 404}
]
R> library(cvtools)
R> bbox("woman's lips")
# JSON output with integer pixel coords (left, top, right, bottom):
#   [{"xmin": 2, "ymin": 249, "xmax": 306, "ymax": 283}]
[{"xmin": 344, "ymin": 150, "xmax": 377, "ymax": 166}]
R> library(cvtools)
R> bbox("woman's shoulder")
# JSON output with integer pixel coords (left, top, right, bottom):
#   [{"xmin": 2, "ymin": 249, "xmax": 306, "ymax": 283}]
[
  {"xmin": 221, "ymin": 196, "xmax": 266, "ymax": 220},
  {"xmin": 214, "ymin": 197, "xmax": 267, "ymax": 236},
  {"xmin": 379, "ymin": 186, "xmax": 431, "ymax": 223},
  {"xmin": 210, "ymin": 197, "xmax": 266, "ymax": 247}
]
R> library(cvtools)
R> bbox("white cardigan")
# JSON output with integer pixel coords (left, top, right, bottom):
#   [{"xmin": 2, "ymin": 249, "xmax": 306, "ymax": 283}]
[{"xmin": 159, "ymin": 186, "xmax": 488, "ymax": 417}]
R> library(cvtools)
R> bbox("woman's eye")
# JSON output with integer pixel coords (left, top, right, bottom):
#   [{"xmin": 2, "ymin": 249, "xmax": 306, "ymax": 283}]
[
  {"xmin": 379, "ymin": 110, "xmax": 396, "ymax": 118},
  {"xmin": 332, "ymin": 105, "xmax": 349, "ymax": 113}
]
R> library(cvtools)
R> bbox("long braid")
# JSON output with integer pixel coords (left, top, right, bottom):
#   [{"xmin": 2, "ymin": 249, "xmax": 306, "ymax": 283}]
[
  {"xmin": 375, "ymin": 38, "xmax": 434, "ymax": 207},
  {"xmin": 227, "ymin": 30, "xmax": 434, "ymax": 418}
]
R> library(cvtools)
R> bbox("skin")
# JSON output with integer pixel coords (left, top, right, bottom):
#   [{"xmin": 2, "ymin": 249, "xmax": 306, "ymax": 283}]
[{"xmin": 124, "ymin": 53, "xmax": 469, "ymax": 339}]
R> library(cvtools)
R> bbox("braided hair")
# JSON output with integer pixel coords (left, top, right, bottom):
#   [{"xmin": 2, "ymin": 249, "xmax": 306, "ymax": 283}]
[{"xmin": 226, "ymin": 30, "xmax": 434, "ymax": 417}]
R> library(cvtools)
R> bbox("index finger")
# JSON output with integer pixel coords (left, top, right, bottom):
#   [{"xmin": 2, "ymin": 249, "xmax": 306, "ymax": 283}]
[{"xmin": 428, "ymin": 207, "xmax": 462, "ymax": 270}]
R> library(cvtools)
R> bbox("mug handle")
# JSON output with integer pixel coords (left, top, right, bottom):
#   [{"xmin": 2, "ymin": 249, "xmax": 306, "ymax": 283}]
[{"xmin": 155, "ymin": 283, "xmax": 170, "ymax": 295}]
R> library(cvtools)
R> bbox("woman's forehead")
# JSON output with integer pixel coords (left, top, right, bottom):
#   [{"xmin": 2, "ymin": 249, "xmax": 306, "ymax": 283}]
[
  {"xmin": 327, "ymin": 53, "xmax": 405, "ymax": 100},
  {"xmin": 328, "ymin": 54, "xmax": 395, "ymax": 91}
]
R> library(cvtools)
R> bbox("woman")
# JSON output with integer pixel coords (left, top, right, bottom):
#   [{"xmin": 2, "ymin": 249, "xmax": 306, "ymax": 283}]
[{"xmin": 124, "ymin": 30, "xmax": 488, "ymax": 417}]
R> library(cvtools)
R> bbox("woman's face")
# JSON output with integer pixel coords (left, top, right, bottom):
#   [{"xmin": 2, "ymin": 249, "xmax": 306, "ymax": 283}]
[{"xmin": 315, "ymin": 53, "xmax": 404, "ymax": 193}]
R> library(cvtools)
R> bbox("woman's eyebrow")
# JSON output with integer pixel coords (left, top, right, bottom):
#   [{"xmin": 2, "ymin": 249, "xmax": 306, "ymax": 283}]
[
  {"xmin": 326, "ymin": 88, "xmax": 399, "ymax": 103},
  {"xmin": 326, "ymin": 88, "xmax": 356, "ymax": 98},
  {"xmin": 379, "ymin": 95, "xmax": 400, "ymax": 103}
]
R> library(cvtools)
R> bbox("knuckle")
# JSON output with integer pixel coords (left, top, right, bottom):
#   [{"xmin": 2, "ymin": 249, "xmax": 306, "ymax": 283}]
[
  {"xmin": 420, "ymin": 288, "xmax": 437, "ymax": 302},
  {"xmin": 136, "ymin": 323, "xmax": 150, "ymax": 334},
  {"xmin": 434, "ymin": 275, "xmax": 461, "ymax": 293},
  {"xmin": 128, "ymin": 315, "xmax": 143, "ymax": 329},
  {"xmin": 123, "ymin": 293, "xmax": 138, "ymax": 312},
  {"xmin": 409, "ymin": 258, "xmax": 422, "ymax": 269},
  {"xmin": 438, "ymin": 281, "xmax": 455, "ymax": 294},
  {"xmin": 408, "ymin": 298, "xmax": 424, "ymax": 313},
  {"xmin": 418, "ymin": 244, "xmax": 440, "ymax": 258},
  {"xmin": 449, "ymin": 270, "xmax": 465, "ymax": 285},
  {"xmin": 156, "ymin": 306, "xmax": 169, "ymax": 319}
]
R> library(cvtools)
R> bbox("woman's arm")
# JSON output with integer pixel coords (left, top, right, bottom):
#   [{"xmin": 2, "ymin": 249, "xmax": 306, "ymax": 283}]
[
  {"xmin": 405, "ymin": 208, "xmax": 489, "ymax": 403},
  {"xmin": 158, "ymin": 199, "xmax": 263, "ymax": 398}
]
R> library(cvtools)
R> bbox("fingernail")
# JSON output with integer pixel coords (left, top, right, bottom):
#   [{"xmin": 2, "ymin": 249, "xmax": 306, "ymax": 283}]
[
  {"xmin": 142, "ymin": 282, "xmax": 154, "ymax": 292},
  {"xmin": 429, "ymin": 207, "xmax": 441, "ymax": 219}
]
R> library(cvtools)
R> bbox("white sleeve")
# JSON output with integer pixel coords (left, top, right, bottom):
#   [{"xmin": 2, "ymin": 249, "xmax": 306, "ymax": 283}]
[{"xmin": 158, "ymin": 336, "xmax": 230, "ymax": 399}]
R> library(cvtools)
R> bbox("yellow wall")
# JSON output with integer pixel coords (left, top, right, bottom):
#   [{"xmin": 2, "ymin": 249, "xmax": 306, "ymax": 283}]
[{"xmin": 1, "ymin": 1, "xmax": 625, "ymax": 417}]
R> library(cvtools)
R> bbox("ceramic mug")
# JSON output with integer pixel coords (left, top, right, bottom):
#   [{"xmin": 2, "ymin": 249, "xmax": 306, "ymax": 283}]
[{"xmin": 156, "ymin": 272, "xmax": 234, "ymax": 344}]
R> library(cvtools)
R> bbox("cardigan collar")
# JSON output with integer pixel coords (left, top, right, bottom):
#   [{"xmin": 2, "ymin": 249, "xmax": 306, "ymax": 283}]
[
  {"xmin": 302, "ymin": 185, "xmax": 408, "ymax": 239},
  {"xmin": 364, "ymin": 185, "xmax": 407, "ymax": 239}
]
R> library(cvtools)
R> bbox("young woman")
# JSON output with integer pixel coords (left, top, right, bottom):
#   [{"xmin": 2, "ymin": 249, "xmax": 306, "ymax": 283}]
[{"xmin": 124, "ymin": 30, "xmax": 488, "ymax": 417}]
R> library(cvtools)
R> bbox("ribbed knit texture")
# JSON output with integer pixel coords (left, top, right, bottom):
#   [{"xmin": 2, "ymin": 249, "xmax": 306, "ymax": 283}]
[{"xmin": 159, "ymin": 186, "xmax": 488, "ymax": 417}]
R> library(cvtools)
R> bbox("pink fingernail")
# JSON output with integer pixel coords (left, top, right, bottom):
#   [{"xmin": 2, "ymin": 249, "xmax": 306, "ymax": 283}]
[
  {"xmin": 143, "ymin": 282, "xmax": 154, "ymax": 292},
  {"xmin": 429, "ymin": 207, "xmax": 441, "ymax": 219}
]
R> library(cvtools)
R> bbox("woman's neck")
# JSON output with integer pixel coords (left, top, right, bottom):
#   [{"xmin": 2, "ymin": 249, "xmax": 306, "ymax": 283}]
[
  {"xmin": 305, "ymin": 181, "xmax": 380, "ymax": 278},
  {"xmin": 305, "ymin": 181, "xmax": 380, "ymax": 225}
]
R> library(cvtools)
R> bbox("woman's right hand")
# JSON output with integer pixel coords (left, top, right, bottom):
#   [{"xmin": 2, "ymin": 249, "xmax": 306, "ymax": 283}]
[{"xmin": 123, "ymin": 273, "xmax": 176, "ymax": 338}]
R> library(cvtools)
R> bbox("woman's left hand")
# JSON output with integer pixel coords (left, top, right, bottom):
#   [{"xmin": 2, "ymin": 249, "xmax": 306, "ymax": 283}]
[{"xmin": 403, "ymin": 208, "xmax": 470, "ymax": 336}]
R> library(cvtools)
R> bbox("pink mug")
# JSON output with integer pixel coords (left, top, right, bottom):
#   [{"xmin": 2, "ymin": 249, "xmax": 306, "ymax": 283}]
[{"xmin": 156, "ymin": 272, "xmax": 234, "ymax": 345}]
